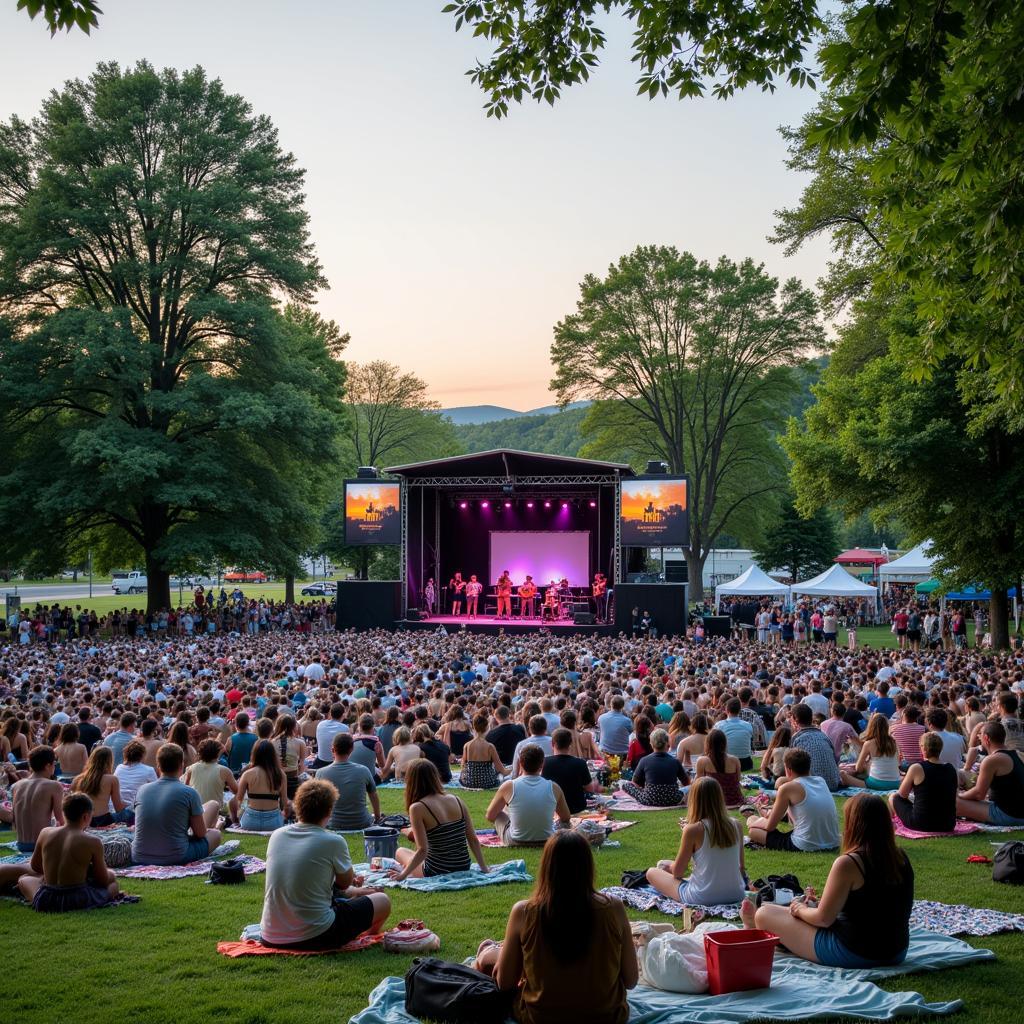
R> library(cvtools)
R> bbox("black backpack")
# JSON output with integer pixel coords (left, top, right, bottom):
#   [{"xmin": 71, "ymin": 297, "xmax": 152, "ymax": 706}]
[
  {"xmin": 208, "ymin": 858, "xmax": 247, "ymax": 885},
  {"xmin": 993, "ymin": 841, "xmax": 1024, "ymax": 884},
  {"xmin": 404, "ymin": 957, "xmax": 512, "ymax": 1024}
]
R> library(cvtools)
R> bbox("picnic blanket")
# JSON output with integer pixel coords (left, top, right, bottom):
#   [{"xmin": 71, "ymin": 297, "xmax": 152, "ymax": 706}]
[
  {"xmin": 0, "ymin": 888, "xmax": 141, "ymax": 910},
  {"xmin": 606, "ymin": 793, "xmax": 686, "ymax": 813},
  {"xmin": 218, "ymin": 925, "xmax": 385, "ymax": 957},
  {"xmin": 114, "ymin": 840, "xmax": 265, "ymax": 880},
  {"xmin": 349, "ymin": 930, "xmax": 990, "ymax": 1024},
  {"xmin": 892, "ymin": 817, "xmax": 1024, "ymax": 840},
  {"xmin": 473, "ymin": 813, "xmax": 637, "ymax": 846},
  {"xmin": 352, "ymin": 858, "xmax": 531, "ymax": 891},
  {"xmin": 603, "ymin": 884, "xmax": 1024, "ymax": 938}
]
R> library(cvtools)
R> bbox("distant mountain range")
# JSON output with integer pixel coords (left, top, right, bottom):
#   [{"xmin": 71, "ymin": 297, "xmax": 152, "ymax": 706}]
[{"xmin": 441, "ymin": 401, "xmax": 590, "ymax": 425}]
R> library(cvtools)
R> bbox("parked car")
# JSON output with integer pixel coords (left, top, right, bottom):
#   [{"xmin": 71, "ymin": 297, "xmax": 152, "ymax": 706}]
[
  {"xmin": 300, "ymin": 582, "xmax": 337, "ymax": 596},
  {"xmin": 111, "ymin": 570, "xmax": 147, "ymax": 595},
  {"xmin": 224, "ymin": 570, "xmax": 268, "ymax": 583}
]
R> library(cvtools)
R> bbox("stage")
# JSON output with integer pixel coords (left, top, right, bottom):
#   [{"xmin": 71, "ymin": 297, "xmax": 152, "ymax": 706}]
[{"xmin": 396, "ymin": 614, "xmax": 616, "ymax": 636}]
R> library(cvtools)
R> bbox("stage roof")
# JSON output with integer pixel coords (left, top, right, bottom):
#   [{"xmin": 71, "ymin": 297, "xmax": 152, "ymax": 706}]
[{"xmin": 384, "ymin": 449, "xmax": 635, "ymax": 479}]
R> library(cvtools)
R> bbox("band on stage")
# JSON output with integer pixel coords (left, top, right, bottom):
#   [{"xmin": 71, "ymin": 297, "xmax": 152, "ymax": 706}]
[{"xmin": 420, "ymin": 571, "xmax": 609, "ymax": 623}]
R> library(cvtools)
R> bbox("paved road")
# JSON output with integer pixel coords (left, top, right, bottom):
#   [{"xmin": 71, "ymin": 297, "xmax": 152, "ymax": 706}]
[{"xmin": 0, "ymin": 583, "xmax": 113, "ymax": 602}]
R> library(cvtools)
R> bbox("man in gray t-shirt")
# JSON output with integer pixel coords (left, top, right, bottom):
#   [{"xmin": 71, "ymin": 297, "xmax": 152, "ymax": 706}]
[
  {"xmin": 316, "ymin": 733, "xmax": 380, "ymax": 832},
  {"xmin": 132, "ymin": 743, "xmax": 222, "ymax": 865}
]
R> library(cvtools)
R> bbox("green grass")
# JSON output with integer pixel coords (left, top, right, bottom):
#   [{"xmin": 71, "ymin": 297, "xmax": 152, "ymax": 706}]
[{"xmin": 3, "ymin": 788, "xmax": 1022, "ymax": 1024}]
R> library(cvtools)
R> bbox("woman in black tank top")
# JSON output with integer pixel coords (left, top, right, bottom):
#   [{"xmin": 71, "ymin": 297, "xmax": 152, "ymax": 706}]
[
  {"xmin": 742, "ymin": 794, "xmax": 913, "ymax": 968},
  {"xmin": 890, "ymin": 732, "xmax": 957, "ymax": 832}
]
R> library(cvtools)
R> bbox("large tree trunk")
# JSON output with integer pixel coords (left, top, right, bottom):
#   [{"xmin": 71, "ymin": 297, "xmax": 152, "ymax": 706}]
[
  {"xmin": 359, "ymin": 548, "xmax": 370, "ymax": 581},
  {"xmin": 990, "ymin": 588, "xmax": 1010, "ymax": 650},
  {"xmin": 146, "ymin": 553, "xmax": 171, "ymax": 614},
  {"xmin": 285, "ymin": 573, "xmax": 295, "ymax": 604},
  {"xmin": 686, "ymin": 548, "xmax": 707, "ymax": 604}
]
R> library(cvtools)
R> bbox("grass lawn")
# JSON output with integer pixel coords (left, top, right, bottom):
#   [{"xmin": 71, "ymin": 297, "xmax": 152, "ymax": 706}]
[{"xmin": 3, "ymin": 788, "xmax": 1023, "ymax": 1024}]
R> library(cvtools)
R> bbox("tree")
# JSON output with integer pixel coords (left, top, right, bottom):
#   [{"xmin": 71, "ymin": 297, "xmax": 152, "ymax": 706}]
[
  {"xmin": 332, "ymin": 360, "xmax": 461, "ymax": 579},
  {"xmin": 753, "ymin": 495, "xmax": 838, "ymax": 583},
  {"xmin": 783, "ymin": 313, "xmax": 1024, "ymax": 649},
  {"xmin": 345, "ymin": 360, "xmax": 459, "ymax": 468},
  {"xmin": 16, "ymin": 0, "xmax": 99, "ymax": 35},
  {"xmin": 0, "ymin": 62, "xmax": 344, "ymax": 612},
  {"xmin": 550, "ymin": 245, "xmax": 822, "ymax": 597}
]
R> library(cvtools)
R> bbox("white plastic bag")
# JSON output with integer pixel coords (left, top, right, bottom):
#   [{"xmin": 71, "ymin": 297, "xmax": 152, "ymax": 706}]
[{"xmin": 638, "ymin": 921, "xmax": 739, "ymax": 993}]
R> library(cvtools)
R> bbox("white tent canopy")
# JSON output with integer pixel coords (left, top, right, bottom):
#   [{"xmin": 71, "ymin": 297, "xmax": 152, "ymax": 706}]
[
  {"xmin": 792, "ymin": 563, "xmax": 878, "ymax": 598},
  {"xmin": 878, "ymin": 541, "xmax": 938, "ymax": 581},
  {"xmin": 715, "ymin": 564, "xmax": 790, "ymax": 609}
]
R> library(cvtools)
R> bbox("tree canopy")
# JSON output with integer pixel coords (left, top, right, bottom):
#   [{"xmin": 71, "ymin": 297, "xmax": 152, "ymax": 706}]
[
  {"xmin": 550, "ymin": 245, "xmax": 821, "ymax": 595},
  {"xmin": 0, "ymin": 62, "xmax": 344, "ymax": 611},
  {"xmin": 753, "ymin": 494, "xmax": 838, "ymax": 583}
]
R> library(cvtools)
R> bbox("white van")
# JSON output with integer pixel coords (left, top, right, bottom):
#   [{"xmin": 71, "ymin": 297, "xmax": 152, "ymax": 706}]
[{"xmin": 111, "ymin": 570, "xmax": 148, "ymax": 595}]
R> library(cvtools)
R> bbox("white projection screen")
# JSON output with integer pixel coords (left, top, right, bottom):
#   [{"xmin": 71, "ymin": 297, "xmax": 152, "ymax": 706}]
[{"xmin": 489, "ymin": 531, "xmax": 591, "ymax": 587}]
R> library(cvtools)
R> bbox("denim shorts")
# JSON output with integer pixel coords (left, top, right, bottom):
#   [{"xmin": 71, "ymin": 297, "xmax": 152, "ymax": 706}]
[
  {"xmin": 814, "ymin": 929, "xmax": 906, "ymax": 969},
  {"xmin": 240, "ymin": 807, "xmax": 285, "ymax": 831},
  {"xmin": 988, "ymin": 804, "xmax": 1024, "ymax": 827},
  {"xmin": 183, "ymin": 837, "xmax": 210, "ymax": 863}
]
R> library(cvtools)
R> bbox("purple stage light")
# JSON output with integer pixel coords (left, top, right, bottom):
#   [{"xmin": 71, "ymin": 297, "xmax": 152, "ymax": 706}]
[
  {"xmin": 544, "ymin": 500, "xmax": 552, "ymax": 508},
  {"xmin": 526, "ymin": 501, "xmax": 534, "ymax": 508},
  {"xmin": 561, "ymin": 502, "xmax": 568, "ymax": 509},
  {"xmin": 459, "ymin": 501, "xmax": 468, "ymax": 509},
  {"xmin": 589, "ymin": 500, "xmax": 597, "ymax": 508},
  {"xmin": 504, "ymin": 501, "xmax": 512, "ymax": 508},
  {"xmin": 481, "ymin": 500, "xmax": 490, "ymax": 509}
]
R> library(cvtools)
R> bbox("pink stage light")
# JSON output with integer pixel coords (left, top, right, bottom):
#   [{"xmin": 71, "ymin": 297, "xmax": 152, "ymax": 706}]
[
  {"xmin": 561, "ymin": 502, "xmax": 568, "ymax": 509},
  {"xmin": 481, "ymin": 500, "xmax": 490, "ymax": 509},
  {"xmin": 544, "ymin": 500, "xmax": 552, "ymax": 508},
  {"xmin": 526, "ymin": 501, "xmax": 534, "ymax": 508},
  {"xmin": 589, "ymin": 500, "xmax": 597, "ymax": 508},
  {"xmin": 504, "ymin": 501, "xmax": 512, "ymax": 508},
  {"xmin": 459, "ymin": 501, "xmax": 468, "ymax": 509}
]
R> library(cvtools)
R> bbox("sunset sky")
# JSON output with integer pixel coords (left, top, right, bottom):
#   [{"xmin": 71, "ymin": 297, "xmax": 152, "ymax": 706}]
[
  {"xmin": 620, "ymin": 479, "xmax": 688, "ymax": 521},
  {"xmin": 0, "ymin": 1, "xmax": 830, "ymax": 409}
]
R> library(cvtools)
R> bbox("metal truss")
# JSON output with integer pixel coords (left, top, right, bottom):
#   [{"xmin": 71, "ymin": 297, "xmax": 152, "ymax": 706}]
[{"xmin": 402, "ymin": 475, "xmax": 620, "ymax": 487}]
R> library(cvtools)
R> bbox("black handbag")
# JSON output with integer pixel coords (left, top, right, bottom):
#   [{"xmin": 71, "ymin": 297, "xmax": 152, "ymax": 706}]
[
  {"xmin": 993, "ymin": 841, "xmax": 1024, "ymax": 884},
  {"xmin": 620, "ymin": 869, "xmax": 650, "ymax": 890},
  {"xmin": 381, "ymin": 813, "xmax": 411, "ymax": 830},
  {"xmin": 208, "ymin": 858, "xmax": 247, "ymax": 885},
  {"xmin": 404, "ymin": 956, "xmax": 512, "ymax": 1024}
]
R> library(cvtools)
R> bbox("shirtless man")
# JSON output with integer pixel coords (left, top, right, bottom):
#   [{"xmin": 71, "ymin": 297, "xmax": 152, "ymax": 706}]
[
  {"xmin": 138, "ymin": 718, "xmax": 163, "ymax": 768},
  {"xmin": 11, "ymin": 746, "xmax": 64, "ymax": 854},
  {"xmin": 18, "ymin": 792, "xmax": 120, "ymax": 912}
]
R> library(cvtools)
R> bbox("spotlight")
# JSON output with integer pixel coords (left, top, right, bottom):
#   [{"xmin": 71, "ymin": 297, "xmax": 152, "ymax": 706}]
[
  {"xmin": 481, "ymin": 500, "xmax": 490, "ymax": 509},
  {"xmin": 526, "ymin": 501, "xmax": 534, "ymax": 509},
  {"xmin": 589, "ymin": 500, "xmax": 597, "ymax": 508},
  {"xmin": 544, "ymin": 500, "xmax": 552, "ymax": 508},
  {"xmin": 459, "ymin": 501, "xmax": 468, "ymax": 509},
  {"xmin": 561, "ymin": 502, "xmax": 568, "ymax": 509},
  {"xmin": 504, "ymin": 501, "xmax": 512, "ymax": 508}
]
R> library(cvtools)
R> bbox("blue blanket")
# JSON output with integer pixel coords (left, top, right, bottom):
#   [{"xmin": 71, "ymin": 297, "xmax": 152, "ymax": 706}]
[
  {"xmin": 352, "ymin": 858, "xmax": 531, "ymax": 891},
  {"xmin": 349, "ymin": 931, "xmax": 991, "ymax": 1024}
]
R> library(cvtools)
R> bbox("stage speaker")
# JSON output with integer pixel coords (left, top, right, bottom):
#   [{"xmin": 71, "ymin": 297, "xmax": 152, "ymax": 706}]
[
  {"xmin": 406, "ymin": 608, "xmax": 421, "ymax": 621},
  {"xmin": 665, "ymin": 560, "xmax": 688, "ymax": 583},
  {"xmin": 335, "ymin": 581, "xmax": 400, "ymax": 630},
  {"xmin": 702, "ymin": 615, "xmax": 731, "ymax": 638},
  {"xmin": 574, "ymin": 611, "xmax": 596, "ymax": 625}
]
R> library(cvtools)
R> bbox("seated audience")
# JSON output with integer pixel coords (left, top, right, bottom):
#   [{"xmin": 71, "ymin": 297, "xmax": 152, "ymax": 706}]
[
  {"xmin": 760, "ymin": 726, "xmax": 792, "ymax": 785},
  {"xmin": 184, "ymin": 739, "xmax": 237, "ymax": 822},
  {"xmin": 713, "ymin": 698, "xmax": 755, "ymax": 771},
  {"xmin": 390, "ymin": 759, "xmax": 488, "ymax": 879},
  {"xmin": 132, "ymin": 743, "xmax": 222, "ymax": 865},
  {"xmin": 543, "ymin": 727, "xmax": 600, "ymax": 813},
  {"xmin": 840, "ymin": 714, "xmax": 903, "ymax": 791},
  {"xmin": 889, "ymin": 732, "xmax": 958, "ymax": 832},
  {"xmin": 18, "ymin": 792, "xmax": 121, "ymax": 912},
  {"xmin": 236, "ymin": 739, "xmax": 289, "ymax": 831},
  {"xmin": 114, "ymin": 740, "xmax": 159, "ymax": 810},
  {"xmin": 512, "ymin": 716, "xmax": 553, "ymax": 777},
  {"xmin": 259, "ymin": 778, "xmax": 391, "ymax": 950},
  {"xmin": 11, "ymin": 746, "xmax": 64, "ymax": 854},
  {"xmin": 475, "ymin": 831, "xmax": 637, "ymax": 1024},
  {"xmin": 72, "ymin": 745, "xmax": 133, "ymax": 826},
  {"xmin": 790, "ymin": 703, "xmax": 842, "ymax": 792},
  {"xmin": 316, "ymin": 732, "xmax": 381, "ymax": 832},
  {"xmin": 381, "ymin": 726, "xmax": 419, "ymax": 782},
  {"xmin": 744, "ymin": 748, "xmax": 840, "ymax": 851},
  {"xmin": 459, "ymin": 713, "xmax": 507, "ymax": 789},
  {"xmin": 744, "ymin": 793, "xmax": 913, "ymax": 968},
  {"xmin": 694, "ymin": 729, "xmax": 743, "ymax": 808},
  {"xmin": 486, "ymin": 705, "xmax": 526, "ymax": 766},
  {"xmin": 413, "ymin": 724, "xmax": 452, "ymax": 783},
  {"xmin": 53, "ymin": 724, "xmax": 88, "ymax": 779},
  {"xmin": 957, "ymin": 721, "xmax": 1024, "ymax": 826},
  {"xmin": 486, "ymin": 744, "xmax": 571, "ymax": 846},
  {"xmin": 645, "ymin": 776, "xmax": 747, "ymax": 906},
  {"xmin": 619, "ymin": 728, "xmax": 688, "ymax": 807}
]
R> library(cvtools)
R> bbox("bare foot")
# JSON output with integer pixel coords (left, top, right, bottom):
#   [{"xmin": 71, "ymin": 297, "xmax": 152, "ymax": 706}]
[{"xmin": 740, "ymin": 897, "xmax": 756, "ymax": 929}]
